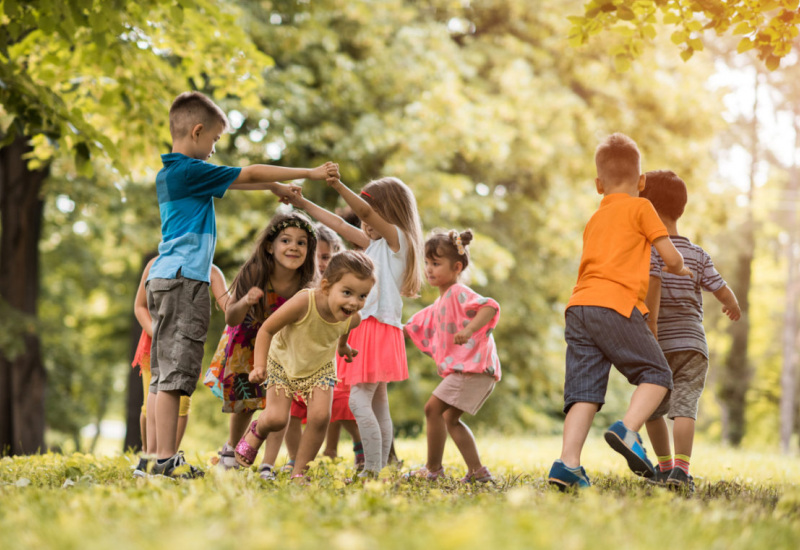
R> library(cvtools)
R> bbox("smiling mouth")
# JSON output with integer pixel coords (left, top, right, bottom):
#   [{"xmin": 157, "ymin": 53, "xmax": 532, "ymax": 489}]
[{"xmin": 341, "ymin": 306, "xmax": 355, "ymax": 316}]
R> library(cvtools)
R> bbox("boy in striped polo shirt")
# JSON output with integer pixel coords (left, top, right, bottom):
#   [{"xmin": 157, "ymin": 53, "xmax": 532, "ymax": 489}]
[{"xmin": 641, "ymin": 170, "xmax": 741, "ymax": 491}]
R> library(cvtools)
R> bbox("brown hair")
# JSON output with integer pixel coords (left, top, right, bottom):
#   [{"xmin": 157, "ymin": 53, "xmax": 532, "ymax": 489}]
[
  {"xmin": 425, "ymin": 229, "xmax": 474, "ymax": 270},
  {"xmin": 315, "ymin": 223, "xmax": 344, "ymax": 254},
  {"xmin": 321, "ymin": 250, "xmax": 376, "ymax": 286},
  {"xmin": 595, "ymin": 133, "xmax": 641, "ymax": 185},
  {"xmin": 229, "ymin": 211, "xmax": 318, "ymax": 320},
  {"xmin": 359, "ymin": 177, "xmax": 423, "ymax": 296},
  {"xmin": 640, "ymin": 170, "xmax": 687, "ymax": 221},
  {"xmin": 169, "ymin": 91, "xmax": 229, "ymax": 140}
]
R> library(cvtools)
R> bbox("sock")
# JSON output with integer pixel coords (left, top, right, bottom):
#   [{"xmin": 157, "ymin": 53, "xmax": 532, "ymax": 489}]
[
  {"xmin": 657, "ymin": 454, "xmax": 674, "ymax": 472},
  {"xmin": 353, "ymin": 441, "xmax": 364, "ymax": 456},
  {"xmin": 156, "ymin": 457, "xmax": 169, "ymax": 465},
  {"xmin": 674, "ymin": 454, "xmax": 690, "ymax": 474}
]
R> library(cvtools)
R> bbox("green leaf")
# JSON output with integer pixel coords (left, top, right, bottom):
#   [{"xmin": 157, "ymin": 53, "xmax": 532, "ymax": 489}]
[
  {"xmin": 643, "ymin": 24, "xmax": 657, "ymax": 39},
  {"xmin": 617, "ymin": 6, "xmax": 636, "ymax": 21},
  {"xmin": 733, "ymin": 22, "xmax": 753, "ymax": 35},
  {"xmin": 613, "ymin": 55, "xmax": 631, "ymax": 72},
  {"xmin": 670, "ymin": 30, "xmax": 686, "ymax": 44},
  {"xmin": 765, "ymin": 55, "xmax": 780, "ymax": 70},
  {"xmin": 663, "ymin": 13, "xmax": 681, "ymax": 25},
  {"xmin": 737, "ymin": 38, "xmax": 756, "ymax": 53},
  {"xmin": 680, "ymin": 48, "xmax": 694, "ymax": 62}
]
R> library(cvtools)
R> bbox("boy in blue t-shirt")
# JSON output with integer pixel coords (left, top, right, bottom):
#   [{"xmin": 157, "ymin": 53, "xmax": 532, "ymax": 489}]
[
  {"xmin": 146, "ymin": 91, "xmax": 338, "ymax": 477},
  {"xmin": 641, "ymin": 170, "xmax": 741, "ymax": 492}
]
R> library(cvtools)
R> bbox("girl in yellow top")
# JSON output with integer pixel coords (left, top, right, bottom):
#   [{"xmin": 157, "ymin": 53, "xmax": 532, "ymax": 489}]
[{"xmin": 235, "ymin": 250, "xmax": 376, "ymax": 480}]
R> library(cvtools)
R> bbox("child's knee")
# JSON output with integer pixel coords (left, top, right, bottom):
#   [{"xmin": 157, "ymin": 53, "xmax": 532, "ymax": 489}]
[{"xmin": 261, "ymin": 414, "xmax": 288, "ymax": 432}]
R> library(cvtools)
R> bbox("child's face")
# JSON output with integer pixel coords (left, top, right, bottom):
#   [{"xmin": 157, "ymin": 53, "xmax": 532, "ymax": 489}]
[
  {"xmin": 267, "ymin": 228, "xmax": 309, "ymax": 272},
  {"xmin": 323, "ymin": 273, "xmax": 373, "ymax": 322},
  {"xmin": 317, "ymin": 241, "xmax": 333, "ymax": 275},
  {"xmin": 191, "ymin": 121, "xmax": 224, "ymax": 161},
  {"xmin": 424, "ymin": 255, "xmax": 461, "ymax": 288}
]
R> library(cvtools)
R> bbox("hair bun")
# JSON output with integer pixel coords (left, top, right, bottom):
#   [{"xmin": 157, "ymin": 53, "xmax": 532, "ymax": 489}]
[{"xmin": 459, "ymin": 230, "xmax": 473, "ymax": 247}]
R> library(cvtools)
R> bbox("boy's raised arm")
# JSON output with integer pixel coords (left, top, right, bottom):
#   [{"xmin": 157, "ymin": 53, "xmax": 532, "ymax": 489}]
[
  {"xmin": 652, "ymin": 236, "xmax": 692, "ymax": 278},
  {"xmin": 233, "ymin": 162, "xmax": 338, "ymax": 185},
  {"xmin": 713, "ymin": 285, "xmax": 742, "ymax": 321}
]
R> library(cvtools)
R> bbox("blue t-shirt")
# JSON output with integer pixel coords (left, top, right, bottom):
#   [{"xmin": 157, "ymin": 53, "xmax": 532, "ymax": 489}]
[{"xmin": 148, "ymin": 153, "xmax": 241, "ymax": 283}]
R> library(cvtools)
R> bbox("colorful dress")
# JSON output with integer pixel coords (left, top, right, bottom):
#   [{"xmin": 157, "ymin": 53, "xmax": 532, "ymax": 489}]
[{"xmin": 203, "ymin": 285, "xmax": 287, "ymax": 413}]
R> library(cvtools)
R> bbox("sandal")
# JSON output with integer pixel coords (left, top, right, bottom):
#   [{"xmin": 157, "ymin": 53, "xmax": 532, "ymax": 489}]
[
  {"xmin": 403, "ymin": 465, "xmax": 445, "ymax": 481},
  {"xmin": 234, "ymin": 421, "xmax": 265, "ymax": 467},
  {"xmin": 258, "ymin": 464, "xmax": 277, "ymax": 481},
  {"xmin": 291, "ymin": 473, "xmax": 309, "ymax": 485},
  {"xmin": 217, "ymin": 443, "xmax": 240, "ymax": 470},
  {"xmin": 460, "ymin": 466, "xmax": 494, "ymax": 484}
]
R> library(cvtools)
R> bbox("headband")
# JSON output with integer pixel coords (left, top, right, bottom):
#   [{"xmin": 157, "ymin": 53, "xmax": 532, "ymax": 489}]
[
  {"xmin": 449, "ymin": 231, "xmax": 466, "ymax": 256},
  {"xmin": 267, "ymin": 218, "xmax": 317, "ymax": 241},
  {"xmin": 361, "ymin": 191, "xmax": 372, "ymax": 199}
]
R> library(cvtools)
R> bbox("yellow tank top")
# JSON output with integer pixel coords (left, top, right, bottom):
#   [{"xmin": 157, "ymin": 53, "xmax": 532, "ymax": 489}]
[{"xmin": 269, "ymin": 289, "xmax": 352, "ymax": 379}]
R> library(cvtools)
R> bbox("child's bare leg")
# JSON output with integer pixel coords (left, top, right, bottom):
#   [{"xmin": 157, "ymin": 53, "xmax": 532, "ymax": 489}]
[
  {"xmin": 443, "ymin": 407, "xmax": 482, "ymax": 473},
  {"xmin": 175, "ymin": 415, "xmax": 188, "ymax": 449},
  {"xmin": 293, "ymin": 387, "xmax": 333, "ymax": 475},
  {"xmin": 560, "ymin": 402, "xmax": 599, "ymax": 468},
  {"xmin": 260, "ymin": 425, "xmax": 288, "ymax": 467},
  {"xmin": 154, "ymin": 390, "xmax": 180, "ymax": 459},
  {"xmin": 323, "ymin": 421, "xmax": 342, "ymax": 458},
  {"xmin": 139, "ymin": 412, "xmax": 147, "ymax": 454},
  {"xmin": 145, "ymin": 392, "xmax": 158, "ymax": 454},
  {"xmin": 340, "ymin": 420, "xmax": 360, "ymax": 442},
  {"xmin": 424, "ymin": 395, "xmax": 449, "ymax": 471},
  {"xmin": 622, "ymin": 383, "xmax": 668, "ymax": 432},
  {"xmin": 285, "ymin": 416, "xmax": 303, "ymax": 462},
  {"xmin": 228, "ymin": 410, "xmax": 254, "ymax": 448},
  {"xmin": 672, "ymin": 417, "xmax": 695, "ymax": 459},
  {"xmin": 645, "ymin": 416, "xmax": 671, "ymax": 458},
  {"xmin": 238, "ymin": 388, "xmax": 291, "ymax": 458}
]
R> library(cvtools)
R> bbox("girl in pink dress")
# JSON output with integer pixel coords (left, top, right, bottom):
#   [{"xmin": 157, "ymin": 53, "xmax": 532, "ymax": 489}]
[
  {"xmin": 405, "ymin": 230, "xmax": 501, "ymax": 483},
  {"xmin": 290, "ymin": 177, "xmax": 424, "ymax": 475}
]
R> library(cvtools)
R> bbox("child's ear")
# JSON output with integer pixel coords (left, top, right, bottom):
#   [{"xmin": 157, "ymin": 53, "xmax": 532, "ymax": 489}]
[
  {"xmin": 638, "ymin": 173, "xmax": 646, "ymax": 192},
  {"xmin": 595, "ymin": 177, "xmax": 604, "ymax": 195},
  {"xmin": 191, "ymin": 123, "xmax": 204, "ymax": 141},
  {"xmin": 319, "ymin": 278, "xmax": 331, "ymax": 293},
  {"xmin": 454, "ymin": 261, "xmax": 464, "ymax": 275}
]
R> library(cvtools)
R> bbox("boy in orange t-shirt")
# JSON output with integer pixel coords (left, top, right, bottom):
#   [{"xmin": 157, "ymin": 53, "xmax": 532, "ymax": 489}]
[{"xmin": 548, "ymin": 133, "xmax": 692, "ymax": 491}]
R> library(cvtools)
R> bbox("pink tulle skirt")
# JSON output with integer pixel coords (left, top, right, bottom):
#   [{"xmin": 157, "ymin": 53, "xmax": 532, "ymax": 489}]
[{"xmin": 337, "ymin": 317, "xmax": 408, "ymax": 385}]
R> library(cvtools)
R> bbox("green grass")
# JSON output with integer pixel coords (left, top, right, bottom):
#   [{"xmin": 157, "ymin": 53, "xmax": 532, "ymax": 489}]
[{"xmin": 2, "ymin": 435, "xmax": 799, "ymax": 549}]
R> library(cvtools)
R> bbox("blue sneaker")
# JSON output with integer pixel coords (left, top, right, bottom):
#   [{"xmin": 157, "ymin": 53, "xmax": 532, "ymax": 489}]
[
  {"xmin": 604, "ymin": 420, "xmax": 655, "ymax": 478},
  {"xmin": 548, "ymin": 459, "xmax": 591, "ymax": 491}
]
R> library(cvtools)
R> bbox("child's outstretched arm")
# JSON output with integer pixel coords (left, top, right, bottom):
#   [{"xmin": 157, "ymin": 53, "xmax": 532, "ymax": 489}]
[
  {"xmin": 250, "ymin": 292, "xmax": 310, "ymax": 384},
  {"xmin": 327, "ymin": 179, "xmax": 401, "ymax": 252},
  {"xmin": 287, "ymin": 193, "xmax": 370, "ymax": 250},
  {"xmin": 652, "ymin": 236, "xmax": 692, "ymax": 278},
  {"xmin": 454, "ymin": 305, "xmax": 498, "ymax": 345},
  {"xmin": 337, "ymin": 314, "xmax": 362, "ymax": 362},
  {"xmin": 134, "ymin": 257, "xmax": 157, "ymax": 336},
  {"xmin": 644, "ymin": 275, "xmax": 662, "ymax": 338},
  {"xmin": 225, "ymin": 286, "xmax": 264, "ymax": 327},
  {"xmin": 210, "ymin": 265, "xmax": 229, "ymax": 313},
  {"xmin": 713, "ymin": 285, "xmax": 742, "ymax": 321},
  {"xmin": 231, "ymin": 163, "xmax": 338, "ymax": 190}
]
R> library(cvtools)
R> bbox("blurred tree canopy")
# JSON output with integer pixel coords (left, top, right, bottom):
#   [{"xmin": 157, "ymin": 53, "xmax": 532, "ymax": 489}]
[
  {"xmin": 570, "ymin": 0, "xmax": 800, "ymax": 70},
  {"xmin": 1, "ymin": 0, "xmax": 790, "ymax": 453}
]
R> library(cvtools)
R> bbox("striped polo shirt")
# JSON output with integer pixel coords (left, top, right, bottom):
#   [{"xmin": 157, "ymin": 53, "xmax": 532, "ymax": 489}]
[
  {"xmin": 649, "ymin": 235, "xmax": 727, "ymax": 358},
  {"xmin": 148, "ymin": 153, "xmax": 241, "ymax": 283}
]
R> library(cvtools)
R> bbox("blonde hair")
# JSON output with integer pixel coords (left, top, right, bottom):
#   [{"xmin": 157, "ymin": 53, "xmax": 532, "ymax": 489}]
[
  {"xmin": 322, "ymin": 250, "xmax": 376, "ymax": 286},
  {"xmin": 595, "ymin": 132, "xmax": 641, "ymax": 185},
  {"xmin": 169, "ymin": 91, "xmax": 229, "ymax": 140},
  {"xmin": 360, "ymin": 177, "xmax": 423, "ymax": 297}
]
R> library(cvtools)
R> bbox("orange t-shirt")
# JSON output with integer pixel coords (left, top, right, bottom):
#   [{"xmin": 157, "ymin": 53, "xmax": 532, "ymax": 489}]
[{"xmin": 567, "ymin": 194, "xmax": 668, "ymax": 317}]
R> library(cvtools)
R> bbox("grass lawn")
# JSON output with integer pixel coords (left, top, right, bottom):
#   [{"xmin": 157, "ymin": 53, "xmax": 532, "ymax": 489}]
[{"xmin": 2, "ymin": 435, "xmax": 799, "ymax": 549}]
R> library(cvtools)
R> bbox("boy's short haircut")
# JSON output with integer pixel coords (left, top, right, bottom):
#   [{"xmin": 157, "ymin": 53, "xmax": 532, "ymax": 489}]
[
  {"xmin": 169, "ymin": 91, "xmax": 230, "ymax": 140},
  {"xmin": 640, "ymin": 169, "xmax": 687, "ymax": 221},
  {"xmin": 595, "ymin": 133, "xmax": 641, "ymax": 185}
]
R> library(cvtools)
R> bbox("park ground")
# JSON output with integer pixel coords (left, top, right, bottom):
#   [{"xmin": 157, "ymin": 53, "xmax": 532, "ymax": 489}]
[{"xmin": 2, "ymin": 434, "xmax": 800, "ymax": 549}]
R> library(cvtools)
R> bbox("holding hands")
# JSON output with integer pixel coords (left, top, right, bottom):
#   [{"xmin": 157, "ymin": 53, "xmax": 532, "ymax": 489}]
[{"xmin": 309, "ymin": 162, "xmax": 340, "ymax": 182}]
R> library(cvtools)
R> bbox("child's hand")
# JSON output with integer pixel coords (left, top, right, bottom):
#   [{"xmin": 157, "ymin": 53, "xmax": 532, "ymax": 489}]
[
  {"xmin": 339, "ymin": 344, "xmax": 359, "ymax": 363},
  {"xmin": 249, "ymin": 365, "xmax": 267, "ymax": 384},
  {"xmin": 663, "ymin": 265, "xmax": 693, "ymax": 278},
  {"xmin": 454, "ymin": 328, "xmax": 474, "ymax": 345},
  {"xmin": 308, "ymin": 162, "xmax": 339, "ymax": 181},
  {"xmin": 722, "ymin": 303, "xmax": 742, "ymax": 321},
  {"xmin": 272, "ymin": 182, "xmax": 302, "ymax": 204},
  {"xmin": 245, "ymin": 287, "xmax": 264, "ymax": 306}
]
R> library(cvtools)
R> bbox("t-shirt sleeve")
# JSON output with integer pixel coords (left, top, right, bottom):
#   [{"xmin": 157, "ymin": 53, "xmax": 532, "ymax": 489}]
[
  {"xmin": 649, "ymin": 245, "xmax": 664, "ymax": 279},
  {"xmin": 405, "ymin": 305, "xmax": 437, "ymax": 358},
  {"xmin": 452, "ymin": 285, "xmax": 500, "ymax": 331},
  {"xmin": 183, "ymin": 159, "xmax": 241, "ymax": 199},
  {"xmin": 699, "ymin": 250, "xmax": 726, "ymax": 292},
  {"xmin": 638, "ymin": 200, "xmax": 669, "ymax": 244}
]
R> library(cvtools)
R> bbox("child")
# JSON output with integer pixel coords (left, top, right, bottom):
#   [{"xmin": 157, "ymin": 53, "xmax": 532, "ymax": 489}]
[
  {"xmin": 289, "ymin": 176, "xmax": 424, "ymax": 475},
  {"xmin": 234, "ymin": 251, "xmax": 376, "ymax": 480},
  {"xmin": 547, "ymin": 133, "xmax": 691, "ymax": 491},
  {"xmin": 283, "ymin": 225, "xmax": 366, "ymax": 471},
  {"xmin": 213, "ymin": 211, "xmax": 318, "ymax": 480},
  {"xmin": 146, "ymin": 91, "xmax": 338, "ymax": 477},
  {"xmin": 405, "ymin": 229, "xmax": 501, "ymax": 483},
  {"xmin": 640, "ymin": 170, "xmax": 741, "ymax": 491},
  {"xmin": 132, "ymin": 256, "xmax": 228, "ymax": 476}
]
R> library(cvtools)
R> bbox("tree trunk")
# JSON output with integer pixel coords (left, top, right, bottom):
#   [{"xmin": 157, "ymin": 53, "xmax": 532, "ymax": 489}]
[{"xmin": 0, "ymin": 134, "xmax": 49, "ymax": 455}]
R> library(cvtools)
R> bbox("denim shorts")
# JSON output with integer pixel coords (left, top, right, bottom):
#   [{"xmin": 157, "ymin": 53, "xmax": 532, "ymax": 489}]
[
  {"xmin": 146, "ymin": 274, "xmax": 210, "ymax": 396},
  {"xmin": 563, "ymin": 306, "xmax": 672, "ymax": 413}
]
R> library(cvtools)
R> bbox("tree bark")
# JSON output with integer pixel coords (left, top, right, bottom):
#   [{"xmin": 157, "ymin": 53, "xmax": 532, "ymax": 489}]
[{"xmin": 0, "ymin": 134, "xmax": 49, "ymax": 455}]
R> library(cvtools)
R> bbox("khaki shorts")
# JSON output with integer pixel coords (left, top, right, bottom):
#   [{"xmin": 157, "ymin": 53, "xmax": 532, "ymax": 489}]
[
  {"xmin": 432, "ymin": 372, "xmax": 495, "ymax": 416},
  {"xmin": 140, "ymin": 366, "xmax": 191, "ymax": 416},
  {"xmin": 146, "ymin": 274, "xmax": 210, "ymax": 396},
  {"xmin": 650, "ymin": 350, "xmax": 708, "ymax": 420}
]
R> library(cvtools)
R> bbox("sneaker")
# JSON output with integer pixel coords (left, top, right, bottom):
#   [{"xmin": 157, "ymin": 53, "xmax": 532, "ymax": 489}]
[
  {"xmin": 460, "ymin": 466, "xmax": 495, "ymax": 484},
  {"xmin": 217, "ymin": 443, "xmax": 240, "ymax": 470},
  {"xmin": 604, "ymin": 421, "xmax": 655, "ymax": 478},
  {"xmin": 132, "ymin": 457, "xmax": 152, "ymax": 478},
  {"xmin": 547, "ymin": 459, "xmax": 591, "ymax": 491},
  {"xmin": 666, "ymin": 468, "xmax": 695, "ymax": 493},
  {"xmin": 648, "ymin": 467, "xmax": 673, "ymax": 487},
  {"xmin": 151, "ymin": 451, "xmax": 204, "ymax": 479},
  {"xmin": 258, "ymin": 465, "xmax": 277, "ymax": 481}
]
